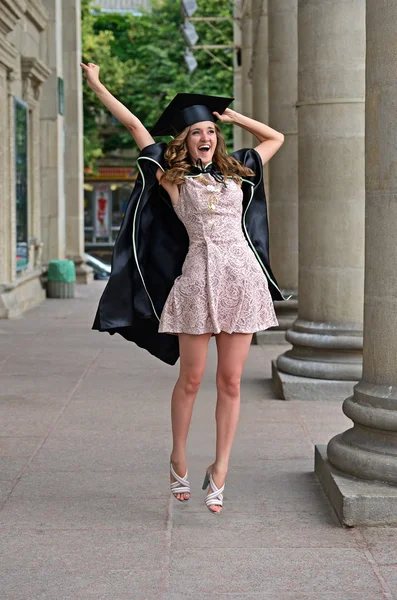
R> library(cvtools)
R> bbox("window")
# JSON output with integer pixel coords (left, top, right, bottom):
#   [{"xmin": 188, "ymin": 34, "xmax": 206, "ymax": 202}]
[
  {"xmin": 84, "ymin": 182, "xmax": 133, "ymax": 246},
  {"xmin": 15, "ymin": 98, "xmax": 29, "ymax": 273}
]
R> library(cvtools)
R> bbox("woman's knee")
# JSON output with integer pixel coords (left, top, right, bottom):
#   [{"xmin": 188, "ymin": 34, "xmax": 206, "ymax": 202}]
[
  {"xmin": 216, "ymin": 372, "xmax": 241, "ymax": 398},
  {"xmin": 178, "ymin": 372, "xmax": 203, "ymax": 396}
]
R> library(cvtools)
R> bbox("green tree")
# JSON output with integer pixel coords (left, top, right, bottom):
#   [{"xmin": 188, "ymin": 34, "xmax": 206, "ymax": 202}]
[{"xmin": 81, "ymin": 0, "xmax": 234, "ymax": 168}]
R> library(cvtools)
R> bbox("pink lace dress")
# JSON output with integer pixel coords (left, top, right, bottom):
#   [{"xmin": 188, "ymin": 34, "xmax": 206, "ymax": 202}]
[{"xmin": 158, "ymin": 173, "xmax": 278, "ymax": 335}]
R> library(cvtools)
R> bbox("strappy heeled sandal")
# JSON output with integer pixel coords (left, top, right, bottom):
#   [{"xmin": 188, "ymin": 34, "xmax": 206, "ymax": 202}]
[
  {"xmin": 170, "ymin": 462, "xmax": 191, "ymax": 501},
  {"xmin": 202, "ymin": 465, "xmax": 225, "ymax": 513}
]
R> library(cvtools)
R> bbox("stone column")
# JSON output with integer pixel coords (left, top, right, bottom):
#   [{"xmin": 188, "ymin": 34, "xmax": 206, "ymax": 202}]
[
  {"xmin": 62, "ymin": 0, "xmax": 93, "ymax": 283},
  {"xmin": 251, "ymin": 0, "xmax": 268, "ymax": 182},
  {"xmin": 40, "ymin": 0, "xmax": 65, "ymax": 263},
  {"xmin": 272, "ymin": 0, "xmax": 365, "ymax": 400},
  {"xmin": 233, "ymin": 0, "xmax": 243, "ymax": 150},
  {"xmin": 21, "ymin": 58, "xmax": 52, "ymax": 266},
  {"xmin": 0, "ymin": 33, "xmax": 18, "ymax": 287},
  {"xmin": 240, "ymin": 0, "xmax": 254, "ymax": 147},
  {"xmin": 264, "ymin": 0, "xmax": 298, "ymax": 343},
  {"xmin": 316, "ymin": 0, "xmax": 397, "ymax": 526}
]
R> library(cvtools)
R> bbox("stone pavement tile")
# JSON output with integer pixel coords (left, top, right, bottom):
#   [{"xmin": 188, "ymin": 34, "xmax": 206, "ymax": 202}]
[
  {"xmin": 171, "ymin": 509, "xmax": 357, "ymax": 548},
  {"xmin": 1, "ymin": 568, "xmax": 162, "ymax": 600},
  {"xmin": 378, "ymin": 566, "xmax": 397, "ymax": 598},
  {"xmin": 173, "ymin": 460, "xmax": 334, "ymax": 516},
  {"xmin": 0, "ymin": 480, "xmax": 13, "ymax": 501},
  {"xmin": 53, "ymin": 397, "xmax": 172, "ymax": 433},
  {"xmin": 163, "ymin": 594, "xmax": 382, "ymax": 600},
  {"xmin": 0, "ymin": 400, "xmax": 64, "ymax": 436},
  {"xmin": 29, "ymin": 431, "xmax": 171, "ymax": 472},
  {"xmin": 68, "ymin": 362, "xmax": 177, "ymax": 401},
  {"xmin": 0, "ymin": 436, "xmax": 41, "ymax": 456},
  {"xmin": 167, "ymin": 548, "xmax": 383, "ymax": 596},
  {"xmin": 3, "ymin": 342, "xmax": 98, "ymax": 362},
  {"xmin": 0, "ymin": 528, "xmax": 165, "ymax": 573},
  {"xmin": 237, "ymin": 399, "xmax": 298, "ymax": 423},
  {"xmin": 305, "ymin": 427, "xmax": 350, "ymax": 446},
  {"xmin": 0, "ymin": 457, "xmax": 29, "ymax": 481},
  {"xmin": 361, "ymin": 528, "xmax": 397, "ymax": 565},
  {"xmin": 0, "ymin": 471, "xmax": 169, "ymax": 530},
  {"xmin": 0, "ymin": 373, "xmax": 81, "ymax": 399},
  {"xmin": 293, "ymin": 400, "xmax": 349, "ymax": 424},
  {"xmin": 232, "ymin": 425, "xmax": 313, "ymax": 460},
  {"xmin": 92, "ymin": 347, "xmax": 176, "ymax": 378}
]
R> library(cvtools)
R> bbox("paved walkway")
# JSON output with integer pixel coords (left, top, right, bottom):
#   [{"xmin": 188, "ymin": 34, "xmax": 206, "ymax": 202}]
[{"xmin": 0, "ymin": 282, "xmax": 396, "ymax": 600}]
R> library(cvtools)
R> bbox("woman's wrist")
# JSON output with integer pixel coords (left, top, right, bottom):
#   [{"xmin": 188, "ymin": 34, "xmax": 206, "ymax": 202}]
[{"xmin": 90, "ymin": 81, "xmax": 105, "ymax": 95}]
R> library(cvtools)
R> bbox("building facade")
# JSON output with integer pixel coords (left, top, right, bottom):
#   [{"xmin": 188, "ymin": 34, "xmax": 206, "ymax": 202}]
[{"xmin": 0, "ymin": 0, "xmax": 92, "ymax": 319}]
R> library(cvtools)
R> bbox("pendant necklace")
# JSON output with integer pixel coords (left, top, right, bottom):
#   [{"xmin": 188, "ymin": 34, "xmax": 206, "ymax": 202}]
[{"xmin": 197, "ymin": 175, "xmax": 218, "ymax": 213}]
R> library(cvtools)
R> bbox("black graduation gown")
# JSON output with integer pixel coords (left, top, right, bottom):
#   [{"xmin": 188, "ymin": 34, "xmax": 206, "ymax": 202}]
[{"xmin": 92, "ymin": 141, "xmax": 284, "ymax": 365}]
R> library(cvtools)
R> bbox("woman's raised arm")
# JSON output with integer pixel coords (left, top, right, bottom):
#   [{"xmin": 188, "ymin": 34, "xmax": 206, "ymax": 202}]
[
  {"xmin": 80, "ymin": 62, "xmax": 155, "ymax": 151},
  {"xmin": 214, "ymin": 108, "xmax": 284, "ymax": 165}
]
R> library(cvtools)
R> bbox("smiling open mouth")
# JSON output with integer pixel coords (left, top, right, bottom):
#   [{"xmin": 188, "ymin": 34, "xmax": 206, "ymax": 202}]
[{"xmin": 198, "ymin": 145, "xmax": 211, "ymax": 154}]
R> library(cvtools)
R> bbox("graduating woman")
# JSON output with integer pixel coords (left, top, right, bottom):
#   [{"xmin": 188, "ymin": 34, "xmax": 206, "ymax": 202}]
[{"xmin": 81, "ymin": 61, "xmax": 285, "ymax": 513}]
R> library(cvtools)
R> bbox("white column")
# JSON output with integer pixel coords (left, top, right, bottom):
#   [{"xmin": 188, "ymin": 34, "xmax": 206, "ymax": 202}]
[
  {"xmin": 267, "ymin": 0, "xmax": 298, "ymax": 339},
  {"xmin": 240, "ymin": 0, "xmax": 254, "ymax": 147},
  {"xmin": 233, "ymin": 0, "xmax": 243, "ymax": 150},
  {"xmin": 62, "ymin": 0, "xmax": 93, "ymax": 283},
  {"xmin": 315, "ymin": 0, "xmax": 397, "ymax": 526},
  {"xmin": 251, "ymin": 0, "xmax": 269, "ymax": 183},
  {"xmin": 0, "ymin": 4, "xmax": 21, "ymax": 286},
  {"xmin": 40, "ymin": 0, "xmax": 65, "ymax": 263},
  {"xmin": 272, "ymin": 0, "xmax": 365, "ymax": 400}
]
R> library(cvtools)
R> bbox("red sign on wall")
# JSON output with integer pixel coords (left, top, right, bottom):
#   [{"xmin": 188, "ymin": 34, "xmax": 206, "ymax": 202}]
[{"xmin": 94, "ymin": 184, "xmax": 111, "ymax": 238}]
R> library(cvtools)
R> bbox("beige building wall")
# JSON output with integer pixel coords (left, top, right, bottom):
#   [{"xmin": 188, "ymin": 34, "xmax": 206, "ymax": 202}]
[
  {"xmin": 0, "ymin": 0, "xmax": 91, "ymax": 319},
  {"xmin": 0, "ymin": 0, "xmax": 51, "ymax": 318},
  {"xmin": 40, "ymin": 0, "xmax": 65, "ymax": 263}
]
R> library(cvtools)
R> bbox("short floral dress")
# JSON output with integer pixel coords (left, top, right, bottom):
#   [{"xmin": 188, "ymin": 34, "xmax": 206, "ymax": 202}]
[{"xmin": 158, "ymin": 173, "xmax": 278, "ymax": 335}]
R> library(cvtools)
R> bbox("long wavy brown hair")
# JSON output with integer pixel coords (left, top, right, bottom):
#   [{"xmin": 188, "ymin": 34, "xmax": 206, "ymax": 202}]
[{"xmin": 160, "ymin": 123, "xmax": 254, "ymax": 187}]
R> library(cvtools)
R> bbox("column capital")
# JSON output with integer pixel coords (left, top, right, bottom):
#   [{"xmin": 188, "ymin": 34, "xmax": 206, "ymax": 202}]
[
  {"xmin": 21, "ymin": 56, "xmax": 51, "ymax": 102},
  {"xmin": 0, "ymin": 36, "xmax": 18, "ymax": 74},
  {"xmin": 0, "ymin": 0, "xmax": 26, "ymax": 36},
  {"xmin": 25, "ymin": 0, "xmax": 48, "ymax": 32}
]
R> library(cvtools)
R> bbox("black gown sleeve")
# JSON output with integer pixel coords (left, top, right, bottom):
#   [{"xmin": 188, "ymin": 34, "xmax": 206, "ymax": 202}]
[
  {"xmin": 92, "ymin": 142, "xmax": 189, "ymax": 365},
  {"xmin": 231, "ymin": 147, "xmax": 283, "ymax": 301}
]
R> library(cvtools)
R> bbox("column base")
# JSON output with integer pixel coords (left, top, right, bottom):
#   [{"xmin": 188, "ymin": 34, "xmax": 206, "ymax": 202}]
[
  {"xmin": 276, "ymin": 319, "xmax": 363, "ymax": 380},
  {"xmin": 255, "ymin": 329, "xmax": 289, "ymax": 345},
  {"xmin": 68, "ymin": 255, "xmax": 94, "ymax": 284},
  {"xmin": 271, "ymin": 360, "xmax": 357, "ymax": 400},
  {"xmin": 315, "ymin": 445, "xmax": 397, "ymax": 526},
  {"xmin": 0, "ymin": 269, "xmax": 46, "ymax": 318}
]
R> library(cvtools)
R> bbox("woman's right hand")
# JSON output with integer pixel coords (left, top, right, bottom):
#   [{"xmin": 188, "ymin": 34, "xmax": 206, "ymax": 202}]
[{"xmin": 80, "ymin": 62, "xmax": 101, "ymax": 91}]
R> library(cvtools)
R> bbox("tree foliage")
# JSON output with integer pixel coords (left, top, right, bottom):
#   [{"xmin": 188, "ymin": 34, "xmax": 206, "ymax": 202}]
[{"xmin": 81, "ymin": 0, "xmax": 234, "ymax": 168}]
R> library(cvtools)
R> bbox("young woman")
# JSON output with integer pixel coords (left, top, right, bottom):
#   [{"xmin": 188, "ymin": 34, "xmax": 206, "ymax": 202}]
[{"xmin": 81, "ymin": 62, "xmax": 285, "ymax": 514}]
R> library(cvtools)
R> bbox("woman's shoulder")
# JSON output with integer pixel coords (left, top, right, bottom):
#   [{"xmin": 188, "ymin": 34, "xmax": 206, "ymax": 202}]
[
  {"xmin": 229, "ymin": 147, "xmax": 262, "ymax": 184},
  {"xmin": 230, "ymin": 147, "xmax": 261, "ymax": 167},
  {"xmin": 138, "ymin": 141, "xmax": 167, "ymax": 164}
]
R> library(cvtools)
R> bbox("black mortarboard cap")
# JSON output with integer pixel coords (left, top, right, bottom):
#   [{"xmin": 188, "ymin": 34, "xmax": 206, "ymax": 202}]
[{"xmin": 150, "ymin": 93, "xmax": 234, "ymax": 137}]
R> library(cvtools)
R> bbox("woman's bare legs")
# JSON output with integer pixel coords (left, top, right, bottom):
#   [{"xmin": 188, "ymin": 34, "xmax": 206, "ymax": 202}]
[
  {"xmin": 170, "ymin": 332, "xmax": 212, "ymax": 500},
  {"xmin": 207, "ymin": 332, "xmax": 253, "ymax": 512}
]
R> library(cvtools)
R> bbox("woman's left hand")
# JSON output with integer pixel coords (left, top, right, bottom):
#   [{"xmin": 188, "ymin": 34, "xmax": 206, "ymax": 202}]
[{"xmin": 213, "ymin": 108, "xmax": 236, "ymax": 124}]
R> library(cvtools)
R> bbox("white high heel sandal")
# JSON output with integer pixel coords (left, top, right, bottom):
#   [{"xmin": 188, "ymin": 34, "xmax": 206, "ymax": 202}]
[
  {"xmin": 170, "ymin": 462, "xmax": 191, "ymax": 501},
  {"xmin": 202, "ymin": 465, "xmax": 224, "ymax": 513}
]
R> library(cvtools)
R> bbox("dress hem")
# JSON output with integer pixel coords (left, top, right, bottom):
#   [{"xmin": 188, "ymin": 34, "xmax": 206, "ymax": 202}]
[{"xmin": 158, "ymin": 320, "xmax": 279, "ymax": 336}]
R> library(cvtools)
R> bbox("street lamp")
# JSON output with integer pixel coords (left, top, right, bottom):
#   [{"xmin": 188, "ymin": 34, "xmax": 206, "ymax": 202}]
[
  {"xmin": 181, "ymin": 19, "xmax": 199, "ymax": 46},
  {"xmin": 181, "ymin": 0, "xmax": 198, "ymax": 17},
  {"xmin": 184, "ymin": 48, "xmax": 198, "ymax": 73}
]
